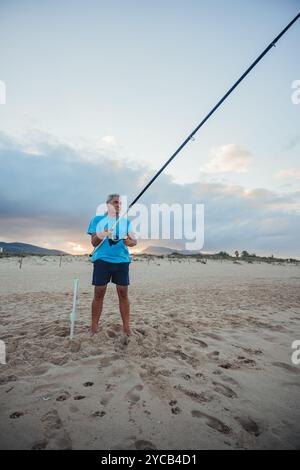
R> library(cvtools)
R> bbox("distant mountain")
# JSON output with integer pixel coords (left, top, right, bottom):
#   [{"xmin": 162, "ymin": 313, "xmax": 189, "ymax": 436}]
[
  {"xmin": 140, "ymin": 245, "xmax": 200, "ymax": 255},
  {"xmin": 0, "ymin": 242, "xmax": 67, "ymax": 255},
  {"xmin": 141, "ymin": 246, "xmax": 176, "ymax": 255}
]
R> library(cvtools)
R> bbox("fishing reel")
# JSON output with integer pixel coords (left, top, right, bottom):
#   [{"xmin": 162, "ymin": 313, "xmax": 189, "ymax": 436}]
[
  {"xmin": 107, "ymin": 232, "xmax": 125, "ymax": 246},
  {"xmin": 108, "ymin": 235, "xmax": 122, "ymax": 246},
  {"xmin": 89, "ymin": 232, "xmax": 122, "ymax": 256}
]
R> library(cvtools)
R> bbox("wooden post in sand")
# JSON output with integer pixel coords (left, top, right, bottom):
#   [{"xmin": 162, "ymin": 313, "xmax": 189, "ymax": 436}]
[
  {"xmin": 19, "ymin": 257, "xmax": 23, "ymax": 269},
  {"xmin": 70, "ymin": 278, "xmax": 79, "ymax": 339},
  {"xmin": 59, "ymin": 255, "xmax": 62, "ymax": 268}
]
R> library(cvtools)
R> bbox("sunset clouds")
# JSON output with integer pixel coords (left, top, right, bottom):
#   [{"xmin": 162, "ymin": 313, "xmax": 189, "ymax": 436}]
[{"xmin": 0, "ymin": 131, "xmax": 299, "ymax": 257}]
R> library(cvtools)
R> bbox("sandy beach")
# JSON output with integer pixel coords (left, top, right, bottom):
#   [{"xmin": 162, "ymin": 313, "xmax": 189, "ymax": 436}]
[{"xmin": 0, "ymin": 255, "xmax": 299, "ymax": 450}]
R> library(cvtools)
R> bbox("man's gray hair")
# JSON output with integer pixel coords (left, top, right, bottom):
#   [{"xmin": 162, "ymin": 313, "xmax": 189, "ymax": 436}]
[{"xmin": 106, "ymin": 193, "xmax": 120, "ymax": 204}]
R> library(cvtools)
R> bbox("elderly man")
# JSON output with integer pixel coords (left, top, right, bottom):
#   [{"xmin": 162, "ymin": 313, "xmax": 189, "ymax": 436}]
[{"xmin": 87, "ymin": 194, "xmax": 137, "ymax": 336}]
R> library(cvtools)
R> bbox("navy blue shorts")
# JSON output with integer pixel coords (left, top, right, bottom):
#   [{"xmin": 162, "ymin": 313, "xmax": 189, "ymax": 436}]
[{"xmin": 92, "ymin": 260, "xmax": 130, "ymax": 286}]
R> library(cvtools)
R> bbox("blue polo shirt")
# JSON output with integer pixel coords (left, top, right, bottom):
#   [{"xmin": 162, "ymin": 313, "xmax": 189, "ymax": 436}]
[{"xmin": 87, "ymin": 215, "xmax": 133, "ymax": 263}]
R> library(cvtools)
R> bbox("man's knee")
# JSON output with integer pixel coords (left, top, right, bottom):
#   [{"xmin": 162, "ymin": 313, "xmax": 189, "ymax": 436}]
[
  {"xmin": 116, "ymin": 285, "xmax": 128, "ymax": 301},
  {"xmin": 94, "ymin": 285, "xmax": 107, "ymax": 301}
]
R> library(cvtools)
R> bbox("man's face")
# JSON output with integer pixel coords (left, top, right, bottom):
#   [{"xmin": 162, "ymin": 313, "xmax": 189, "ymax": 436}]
[{"xmin": 107, "ymin": 196, "xmax": 121, "ymax": 215}]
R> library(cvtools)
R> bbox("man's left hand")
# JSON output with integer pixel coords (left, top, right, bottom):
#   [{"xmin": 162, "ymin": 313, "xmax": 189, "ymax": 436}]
[{"xmin": 124, "ymin": 233, "xmax": 137, "ymax": 247}]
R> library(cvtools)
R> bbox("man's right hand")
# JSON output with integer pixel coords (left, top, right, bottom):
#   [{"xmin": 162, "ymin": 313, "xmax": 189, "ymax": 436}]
[
  {"xmin": 91, "ymin": 229, "xmax": 113, "ymax": 248},
  {"xmin": 96, "ymin": 228, "xmax": 113, "ymax": 240}
]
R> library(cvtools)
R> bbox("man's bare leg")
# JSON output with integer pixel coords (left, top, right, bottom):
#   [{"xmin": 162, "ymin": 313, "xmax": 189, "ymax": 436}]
[
  {"xmin": 116, "ymin": 285, "xmax": 132, "ymax": 336},
  {"xmin": 91, "ymin": 285, "xmax": 107, "ymax": 336}
]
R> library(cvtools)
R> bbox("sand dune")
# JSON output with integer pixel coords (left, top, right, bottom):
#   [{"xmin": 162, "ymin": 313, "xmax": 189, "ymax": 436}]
[{"xmin": 0, "ymin": 256, "xmax": 299, "ymax": 449}]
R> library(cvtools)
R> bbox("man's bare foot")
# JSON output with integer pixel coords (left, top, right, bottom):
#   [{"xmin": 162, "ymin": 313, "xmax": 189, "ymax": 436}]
[
  {"xmin": 90, "ymin": 327, "xmax": 98, "ymax": 337},
  {"xmin": 123, "ymin": 327, "xmax": 132, "ymax": 336}
]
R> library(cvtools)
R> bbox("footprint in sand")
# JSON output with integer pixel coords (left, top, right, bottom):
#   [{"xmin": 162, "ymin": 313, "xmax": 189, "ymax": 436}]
[
  {"xmin": 219, "ymin": 362, "xmax": 235, "ymax": 370},
  {"xmin": 195, "ymin": 372, "xmax": 204, "ymax": 379},
  {"xmin": 41, "ymin": 410, "xmax": 63, "ymax": 431},
  {"xmin": 56, "ymin": 391, "xmax": 71, "ymax": 402},
  {"xmin": 70, "ymin": 341, "xmax": 81, "ymax": 353},
  {"xmin": 272, "ymin": 362, "xmax": 299, "ymax": 373},
  {"xmin": 54, "ymin": 327, "xmax": 69, "ymax": 338},
  {"xmin": 191, "ymin": 410, "xmax": 231, "ymax": 434},
  {"xmin": 98, "ymin": 357, "xmax": 113, "ymax": 368},
  {"xmin": 83, "ymin": 381, "xmax": 94, "ymax": 387},
  {"xmin": 6, "ymin": 341, "xmax": 18, "ymax": 353},
  {"xmin": 171, "ymin": 406, "xmax": 181, "ymax": 415},
  {"xmin": 106, "ymin": 329, "xmax": 117, "ymax": 339},
  {"xmin": 135, "ymin": 440, "xmax": 156, "ymax": 450},
  {"xmin": 30, "ymin": 365, "xmax": 50, "ymax": 376},
  {"xmin": 91, "ymin": 410, "xmax": 106, "ymax": 418},
  {"xmin": 73, "ymin": 395, "xmax": 85, "ymax": 400},
  {"xmin": 168, "ymin": 400, "xmax": 181, "ymax": 414},
  {"xmin": 100, "ymin": 393, "xmax": 114, "ymax": 406},
  {"xmin": 69, "ymin": 405, "xmax": 79, "ymax": 413},
  {"xmin": 50, "ymin": 355, "xmax": 70, "ymax": 366},
  {"xmin": 189, "ymin": 337, "xmax": 208, "ymax": 348},
  {"xmin": 39, "ymin": 326, "xmax": 53, "ymax": 337},
  {"xmin": 234, "ymin": 416, "xmax": 261, "ymax": 437},
  {"xmin": 213, "ymin": 381, "xmax": 238, "ymax": 399},
  {"xmin": 157, "ymin": 368, "xmax": 172, "ymax": 377},
  {"xmin": 127, "ymin": 384, "xmax": 144, "ymax": 404},
  {"xmin": 110, "ymin": 323, "xmax": 122, "ymax": 332},
  {"xmin": 10, "ymin": 411, "xmax": 24, "ymax": 419},
  {"xmin": 203, "ymin": 333, "xmax": 224, "ymax": 341},
  {"xmin": 135, "ymin": 328, "xmax": 146, "ymax": 336},
  {"xmin": 219, "ymin": 375, "xmax": 240, "ymax": 386},
  {"xmin": 207, "ymin": 351, "xmax": 220, "ymax": 360},
  {"xmin": 119, "ymin": 334, "xmax": 130, "ymax": 347},
  {"xmin": 169, "ymin": 400, "xmax": 177, "ymax": 406},
  {"xmin": 174, "ymin": 385, "xmax": 213, "ymax": 403},
  {"xmin": 41, "ymin": 409, "xmax": 72, "ymax": 450},
  {"xmin": 31, "ymin": 440, "xmax": 48, "ymax": 450},
  {"xmin": 237, "ymin": 356, "xmax": 257, "ymax": 367},
  {"xmin": 105, "ymin": 384, "xmax": 115, "ymax": 392},
  {"xmin": 182, "ymin": 374, "xmax": 191, "ymax": 381},
  {"xmin": 87, "ymin": 347, "xmax": 102, "ymax": 358},
  {"xmin": 97, "ymin": 353, "xmax": 121, "ymax": 367},
  {"xmin": 219, "ymin": 356, "xmax": 256, "ymax": 370},
  {"xmin": 263, "ymin": 336, "xmax": 276, "ymax": 343}
]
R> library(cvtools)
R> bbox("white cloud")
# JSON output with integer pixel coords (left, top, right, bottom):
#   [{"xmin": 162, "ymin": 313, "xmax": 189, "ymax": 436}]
[
  {"xmin": 68, "ymin": 242, "xmax": 86, "ymax": 253},
  {"xmin": 101, "ymin": 135, "xmax": 118, "ymax": 146},
  {"xmin": 8, "ymin": 130, "xmax": 122, "ymax": 163},
  {"xmin": 275, "ymin": 169, "xmax": 300, "ymax": 181},
  {"xmin": 200, "ymin": 144, "xmax": 253, "ymax": 174}
]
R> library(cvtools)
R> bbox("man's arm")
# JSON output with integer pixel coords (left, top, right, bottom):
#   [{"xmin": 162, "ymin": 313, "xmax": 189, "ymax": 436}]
[
  {"xmin": 124, "ymin": 231, "xmax": 137, "ymax": 247},
  {"xmin": 90, "ymin": 233, "xmax": 101, "ymax": 248},
  {"xmin": 90, "ymin": 229, "xmax": 113, "ymax": 247}
]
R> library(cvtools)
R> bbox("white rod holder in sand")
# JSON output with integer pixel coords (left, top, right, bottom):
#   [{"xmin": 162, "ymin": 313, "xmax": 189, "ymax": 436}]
[{"xmin": 70, "ymin": 277, "xmax": 79, "ymax": 339}]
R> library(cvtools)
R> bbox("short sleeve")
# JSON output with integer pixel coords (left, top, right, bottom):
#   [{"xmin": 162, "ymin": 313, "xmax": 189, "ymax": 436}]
[
  {"xmin": 127, "ymin": 219, "xmax": 134, "ymax": 233},
  {"xmin": 87, "ymin": 217, "xmax": 97, "ymax": 235}
]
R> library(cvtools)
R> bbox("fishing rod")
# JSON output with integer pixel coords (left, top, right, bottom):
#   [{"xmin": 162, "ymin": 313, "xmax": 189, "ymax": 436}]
[{"xmin": 91, "ymin": 12, "xmax": 300, "ymax": 257}]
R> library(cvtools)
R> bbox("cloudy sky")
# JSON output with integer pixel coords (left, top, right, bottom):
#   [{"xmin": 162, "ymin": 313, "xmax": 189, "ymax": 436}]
[{"xmin": 0, "ymin": 0, "xmax": 299, "ymax": 257}]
